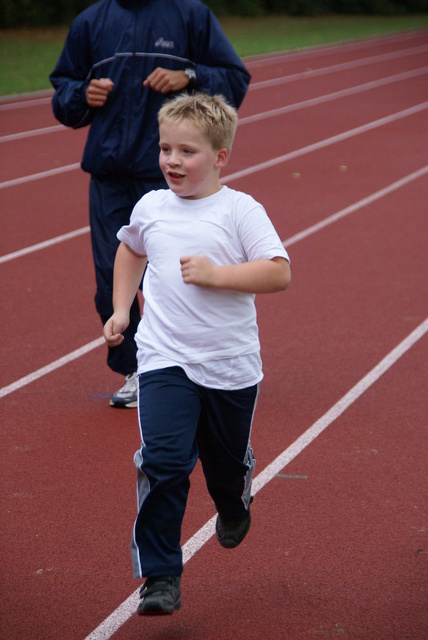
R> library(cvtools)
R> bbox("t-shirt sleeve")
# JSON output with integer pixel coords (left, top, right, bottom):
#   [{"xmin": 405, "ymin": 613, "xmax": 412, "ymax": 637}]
[
  {"xmin": 236, "ymin": 200, "xmax": 290, "ymax": 264},
  {"xmin": 116, "ymin": 201, "xmax": 147, "ymax": 256}
]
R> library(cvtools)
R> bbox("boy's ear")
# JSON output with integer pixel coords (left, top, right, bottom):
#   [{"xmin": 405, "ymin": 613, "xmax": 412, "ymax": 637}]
[{"xmin": 215, "ymin": 147, "xmax": 228, "ymax": 168}]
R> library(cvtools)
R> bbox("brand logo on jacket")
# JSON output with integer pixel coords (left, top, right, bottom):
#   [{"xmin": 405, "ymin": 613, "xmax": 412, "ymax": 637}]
[{"xmin": 155, "ymin": 38, "xmax": 174, "ymax": 49}]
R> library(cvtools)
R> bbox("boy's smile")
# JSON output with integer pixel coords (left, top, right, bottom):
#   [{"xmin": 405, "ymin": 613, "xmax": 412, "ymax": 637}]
[{"xmin": 159, "ymin": 120, "xmax": 228, "ymax": 199}]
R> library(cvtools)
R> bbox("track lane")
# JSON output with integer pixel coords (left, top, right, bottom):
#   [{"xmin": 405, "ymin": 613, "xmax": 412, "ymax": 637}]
[
  {"xmin": 0, "ymin": 99, "xmax": 55, "ymax": 135},
  {"xmin": 0, "ymin": 127, "xmax": 86, "ymax": 183},
  {"xmin": 2, "ymin": 155, "xmax": 427, "ymax": 640},
  {"xmin": 1, "ymin": 171, "xmax": 90, "ymax": 255},
  {"xmin": 244, "ymin": 39, "xmax": 428, "ymax": 90}
]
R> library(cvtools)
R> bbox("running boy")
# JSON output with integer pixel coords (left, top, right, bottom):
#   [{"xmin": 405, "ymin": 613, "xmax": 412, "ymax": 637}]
[{"xmin": 103, "ymin": 93, "xmax": 291, "ymax": 616}]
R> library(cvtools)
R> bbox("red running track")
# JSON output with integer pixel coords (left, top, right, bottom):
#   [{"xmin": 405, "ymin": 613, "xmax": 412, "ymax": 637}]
[{"xmin": 1, "ymin": 30, "xmax": 427, "ymax": 640}]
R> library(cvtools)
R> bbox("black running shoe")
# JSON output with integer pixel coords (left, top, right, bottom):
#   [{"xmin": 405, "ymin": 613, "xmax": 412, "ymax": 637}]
[
  {"xmin": 216, "ymin": 504, "xmax": 252, "ymax": 549},
  {"xmin": 137, "ymin": 576, "xmax": 182, "ymax": 616}
]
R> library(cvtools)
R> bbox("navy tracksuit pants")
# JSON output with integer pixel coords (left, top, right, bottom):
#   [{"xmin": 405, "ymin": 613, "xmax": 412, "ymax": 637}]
[
  {"xmin": 89, "ymin": 175, "xmax": 167, "ymax": 375},
  {"xmin": 131, "ymin": 367, "xmax": 258, "ymax": 579}
]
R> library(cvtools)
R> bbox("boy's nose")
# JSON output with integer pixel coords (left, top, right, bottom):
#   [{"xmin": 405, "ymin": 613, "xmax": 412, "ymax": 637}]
[{"xmin": 168, "ymin": 151, "xmax": 181, "ymax": 166}]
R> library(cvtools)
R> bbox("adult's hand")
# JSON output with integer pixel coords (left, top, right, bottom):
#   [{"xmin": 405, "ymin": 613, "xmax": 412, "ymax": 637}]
[
  {"xmin": 143, "ymin": 68, "xmax": 190, "ymax": 94},
  {"xmin": 85, "ymin": 78, "xmax": 114, "ymax": 108}
]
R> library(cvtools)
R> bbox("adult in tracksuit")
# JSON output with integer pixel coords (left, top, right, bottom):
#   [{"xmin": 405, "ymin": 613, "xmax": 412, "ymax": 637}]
[{"xmin": 49, "ymin": 0, "xmax": 251, "ymax": 407}]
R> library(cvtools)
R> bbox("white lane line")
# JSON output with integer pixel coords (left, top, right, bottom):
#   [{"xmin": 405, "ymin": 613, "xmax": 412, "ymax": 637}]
[
  {"xmin": 283, "ymin": 166, "xmax": 428, "ymax": 248},
  {"xmin": 0, "ymin": 95, "xmax": 53, "ymax": 110},
  {"xmin": 223, "ymin": 101, "xmax": 428, "ymax": 183},
  {"xmin": 240, "ymin": 66, "xmax": 428, "ymax": 124},
  {"xmin": 1, "ymin": 163, "xmax": 426, "ymax": 397},
  {"xmin": 2, "ymin": 32, "xmax": 417, "ymax": 114},
  {"xmin": 0, "ymin": 31, "xmax": 423, "ymax": 112},
  {"xmin": 0, "ymin": 338, "xmax": 105, "ymax": 399},
  {"xmin": 244, "ymin": 30, "xmax": 427, "ymax": 68},
  {"xmin": 2, "ymin": 100, "xmax": 424, "ymax": 193},
  {"xmin": 249, "ymin": 44, "xmax": 428, "ymax": 90},
  {"xmin": 0, "ymin": 162, "xmax": 81, "ymax": 190},
  {"xmin": 2, "ymin": 107, "xmax": 426, "ymax": 265},
  {"xmin": 2, "ymin": 63, "xmax": 426, "ymax": 144},
  {"xmin": 83, "ymin": 317, "xmax": 428, "ymax": 640},
  {"xmin": 0, "ymin": 124, "xmax": 66, "ymax": 142},
  {"xmin": 0, "ymin": 226, "xmax": 90, "ymax": 265}
]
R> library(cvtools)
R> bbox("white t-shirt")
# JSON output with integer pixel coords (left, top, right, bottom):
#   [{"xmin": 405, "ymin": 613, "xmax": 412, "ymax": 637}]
[{"xmin": 117, "ymin": 186, "xmax": 289, "ymax": 390}]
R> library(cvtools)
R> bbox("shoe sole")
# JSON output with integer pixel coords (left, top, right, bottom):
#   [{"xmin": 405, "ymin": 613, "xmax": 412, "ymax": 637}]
[
  {"xmin": 109, "ymin": 399, "xmax": 138, "ymax": 408},
  {"xmin": 137, "ymin": 599, "xmax": 182, "ymax": 616}
]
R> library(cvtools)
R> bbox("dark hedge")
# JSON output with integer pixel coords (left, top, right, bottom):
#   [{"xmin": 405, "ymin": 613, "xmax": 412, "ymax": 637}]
[{"xmin": 1, "ymin": 0, "xmax": 427, "ymax": 28}]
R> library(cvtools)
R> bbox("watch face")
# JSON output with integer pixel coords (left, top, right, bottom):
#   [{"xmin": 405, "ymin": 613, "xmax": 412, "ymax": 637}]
[{"xmin": 185, "ymin": 68, "xmax": 196, "ymax": 80}]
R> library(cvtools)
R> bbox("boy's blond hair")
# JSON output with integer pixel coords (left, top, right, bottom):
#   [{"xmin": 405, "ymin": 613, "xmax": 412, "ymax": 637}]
[{"xmin": 158, "ymin": 92, "xmax": 238, "ymax": 155}]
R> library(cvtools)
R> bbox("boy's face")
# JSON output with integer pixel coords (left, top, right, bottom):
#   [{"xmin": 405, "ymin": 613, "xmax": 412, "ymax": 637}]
[{"xmin": 159, "ymin": 119, "xmax": 227, "ymax": 199}]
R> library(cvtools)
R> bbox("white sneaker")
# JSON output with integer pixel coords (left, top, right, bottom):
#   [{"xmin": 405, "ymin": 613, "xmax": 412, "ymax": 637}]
[{"xmin": 109, "ymin": 372, "xmax": 138, "ymax": 408}]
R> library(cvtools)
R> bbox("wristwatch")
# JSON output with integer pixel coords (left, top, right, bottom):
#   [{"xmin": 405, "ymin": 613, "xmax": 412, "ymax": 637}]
[{"xmin": 184, "ymin": 68, "xmax": 196, "ymax": 84}]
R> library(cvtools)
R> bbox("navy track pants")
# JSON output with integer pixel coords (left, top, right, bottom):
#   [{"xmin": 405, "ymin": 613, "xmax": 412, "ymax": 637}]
[
  {"xmin": 131, "ymin": 367, "xmax": 258, "ymax": 578},
  {"xmin": 89, "ymin": 175, "xmax": 167, "ymax": 375}
]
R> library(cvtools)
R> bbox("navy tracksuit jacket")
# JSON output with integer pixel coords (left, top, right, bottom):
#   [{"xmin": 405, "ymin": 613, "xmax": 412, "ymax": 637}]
[
  {"xmin": 49, "ymin": 0, "xmax": 251, "ymax": 180},
  {"xmin": 49, "ymin": 0, "xmax": 251, "ymax": 375}
]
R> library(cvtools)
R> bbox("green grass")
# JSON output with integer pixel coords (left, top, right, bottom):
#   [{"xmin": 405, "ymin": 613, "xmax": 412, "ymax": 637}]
[
  {"xmin": 221, "ymin": 14, "xmax": 428, "ymax": 56},
  {"xmin": 1, "ymin": 15, "xmax": 427, "ymax": 96},
  {"xmin": 0, "ymin": 27, "xmax": 69, "ymax": 96}
]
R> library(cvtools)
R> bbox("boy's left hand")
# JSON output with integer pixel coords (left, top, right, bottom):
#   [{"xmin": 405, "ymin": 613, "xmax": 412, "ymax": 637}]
[{"xmin": 180, "ymin": 255, "xmax": 215, "ymax": 287}]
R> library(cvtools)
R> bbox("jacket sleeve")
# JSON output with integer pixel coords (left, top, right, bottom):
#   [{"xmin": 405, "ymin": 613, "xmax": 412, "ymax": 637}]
[
  {"xmin": 189, "ymin": 8, "xmax": 250, "ymax": 109},
  {"xmin": 49, "ymin": 19, "xmax": 94, "ymax": 129}
]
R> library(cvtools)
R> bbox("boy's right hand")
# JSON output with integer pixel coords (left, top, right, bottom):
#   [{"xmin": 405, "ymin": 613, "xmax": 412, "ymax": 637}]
[
  {"xmin": 103, "ymin": 313, "xmax": 129, "ymax": 347},
  {"xmin": 86, "ymin": 78, "xmax": 114, "ymax": 108}
]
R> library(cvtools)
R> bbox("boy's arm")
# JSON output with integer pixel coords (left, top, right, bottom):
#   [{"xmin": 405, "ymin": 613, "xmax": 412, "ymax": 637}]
[
  {"xmin": 180, "ymin": 255, "xmax": 290, "ymax": 294},
  {"xmin": 103, "ymin": 242, "xmax": 147, "ymax": 347}
]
